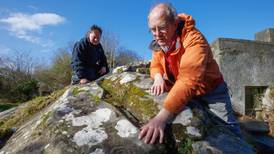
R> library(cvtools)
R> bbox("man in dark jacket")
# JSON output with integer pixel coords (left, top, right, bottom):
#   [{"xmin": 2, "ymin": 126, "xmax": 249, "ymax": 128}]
[{"xmin": 71, "ymin": 25, "xmax": 109, "ymax": 84}]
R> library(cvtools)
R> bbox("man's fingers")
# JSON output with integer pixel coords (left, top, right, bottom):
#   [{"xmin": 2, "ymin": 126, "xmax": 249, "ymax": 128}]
[
  {"xmin": 159, "ymin": 128, "xmax": 164, "ymax": 143},
  {"xmin": 156, "ymin": 86, "xmax": 160, "ymax": 96},
  {"xmin": 154, "ymin": 86, "xmax": 158, "ymax": 95},
  {"xmin": 150, "ymin": 129, "xmax": 159, "ymax": 144},
  {"xmin": 150, "ymin": 83, "xmax": 165, "ymax": 96},
  {"xmin": 138, "ymin": 126, "xmax": 148, "ymax": 140},
  {"xmin": 160, "ymin": 84, "xmax": 164, "ymax": 94},
  {"xmin": 145, "ymin": 127, "xmax": 154, "ymax": 144}
]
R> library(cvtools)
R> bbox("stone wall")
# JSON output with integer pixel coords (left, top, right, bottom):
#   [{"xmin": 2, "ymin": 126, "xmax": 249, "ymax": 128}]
[
  {"xmin": 255, "ymin": 28, "xmax": 274, "ymax": 43},
  {"xmin": 211, "ymin": 33, "xmax": 274, "ymax": 114}
]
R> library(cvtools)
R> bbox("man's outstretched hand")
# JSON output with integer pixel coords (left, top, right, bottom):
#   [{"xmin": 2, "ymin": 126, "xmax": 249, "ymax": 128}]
[{"xmin": 138, "ymin": 108, "xmax": 174, "ymax": 144}]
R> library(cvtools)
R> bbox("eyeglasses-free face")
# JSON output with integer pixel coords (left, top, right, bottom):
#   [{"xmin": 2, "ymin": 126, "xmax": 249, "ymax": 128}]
[{"xmin": 89, "ymin": 29, "xmax": 101, "ymax": 45}]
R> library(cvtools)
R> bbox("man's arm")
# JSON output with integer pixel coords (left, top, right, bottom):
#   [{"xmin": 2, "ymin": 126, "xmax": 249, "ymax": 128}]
[
  {"xmin": 71, "ymin": 41, "xmax": 89, "ymax": 82},
  {"xmin": 150, "ymin": 51, "xmax": 166, "ymax": 95},
  {"xmin": 163, "ymin": 30, "xmax": 209, "ymax": 113},
  {"xmin": 98, "ymin": 45, "xmax": 109, "ymax": 75}
]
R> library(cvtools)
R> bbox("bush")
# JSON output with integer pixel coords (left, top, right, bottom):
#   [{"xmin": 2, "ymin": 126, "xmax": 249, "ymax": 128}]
[
  {"xmin": 9, "ymin": 79, "xmax": 38, "ymax": 102},
  {"xmin": 34, "ymin": 48, "xmax": 72, "ymax": 90}
]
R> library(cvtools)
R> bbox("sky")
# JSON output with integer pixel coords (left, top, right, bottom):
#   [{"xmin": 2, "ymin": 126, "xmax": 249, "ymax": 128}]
[{"xmin": 0, "ymin": 0, "xmax": 274, "ymax": 64}]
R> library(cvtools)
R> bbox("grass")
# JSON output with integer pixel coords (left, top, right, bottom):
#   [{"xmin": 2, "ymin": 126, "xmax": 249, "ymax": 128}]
[
  {"xmin": 178, "ymin": 138, "xmax": 193, "ymax": 154},
  {"xmin": 0, "ymin": 103, "xmax": 18, "ymax": 112},
  {"xmin": 0, "ymin": 88, "xmax": 67, "ymax": 141}
]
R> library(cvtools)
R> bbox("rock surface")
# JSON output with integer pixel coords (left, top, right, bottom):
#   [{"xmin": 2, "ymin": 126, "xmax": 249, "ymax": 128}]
[{"xmin": 0, "ymin": 71, "xmax": 256, "ymax": 154}]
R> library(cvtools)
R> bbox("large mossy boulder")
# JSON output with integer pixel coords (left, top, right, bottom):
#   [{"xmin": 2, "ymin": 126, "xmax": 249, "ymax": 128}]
[{"xmin": 0, "ymin": 71, "xmax": 255, "ymax": 154}]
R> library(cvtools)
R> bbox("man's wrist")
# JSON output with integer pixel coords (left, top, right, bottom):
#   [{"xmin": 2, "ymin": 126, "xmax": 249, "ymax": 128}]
[
  {"xmin": 154, "ymin": 73, "xmax": 163, "ymax": 80},
  {"xmin": 156, "ymin": 108, "xmax": 174, "ymax": 123}
]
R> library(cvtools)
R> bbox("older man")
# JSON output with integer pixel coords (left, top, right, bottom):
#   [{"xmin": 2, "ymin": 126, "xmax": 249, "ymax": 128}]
[
  {"xmin": 71, "ymin": 25, "xmax": 109, "ymax": 84},
  {"xmin": 139, "ymin": 3, "xmax": 241, "ymax": 144}
]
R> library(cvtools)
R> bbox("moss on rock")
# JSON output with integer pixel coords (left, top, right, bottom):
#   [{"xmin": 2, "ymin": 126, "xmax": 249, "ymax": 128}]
[
  {"xmin": 99, "ymin": 78, "xmax": 159, "ymax": 123},
  {"xmin": 71, "ymin": 87, "xmax": 86, "ymax": 96},
  {"xmin": 269, "ymin": 87, "xmax": 274, "ymax": 100}
]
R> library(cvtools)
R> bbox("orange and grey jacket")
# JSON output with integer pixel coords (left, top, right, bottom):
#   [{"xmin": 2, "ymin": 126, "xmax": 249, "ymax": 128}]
[{"xmin": 150, "ymin": 13, "xmax": 224, "ymax": 113}]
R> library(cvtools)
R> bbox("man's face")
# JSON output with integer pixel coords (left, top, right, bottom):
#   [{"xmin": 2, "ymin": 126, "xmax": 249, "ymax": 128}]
[
  {"xmin": 89, "ymin": 30, "xmax": 101, "ymax": 45},
  {"xmin": 148, "ymin": 13, "xmax": 177, "ymax": 47}
]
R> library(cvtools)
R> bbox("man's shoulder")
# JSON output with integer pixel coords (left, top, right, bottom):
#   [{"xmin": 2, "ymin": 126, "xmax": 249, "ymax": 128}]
[
  {"xmin": 74, "ymin": 37, "xmax": 89, "ymax": 50},
  {"xmin": 78, "ymin": 37, "xmax": 88, "ymax": 46}
]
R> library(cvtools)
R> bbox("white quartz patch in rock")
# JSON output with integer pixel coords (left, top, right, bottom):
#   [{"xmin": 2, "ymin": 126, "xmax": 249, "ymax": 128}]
[
  {"xmin": 119, "ymin": 73, "xmax": 137, "ymax": 84},
  {"xmin": 113, "ymin": 65, "xmax": 128, "ymax": 74},
  {"xmin": 173, "ymin": 107, "xmax": 193, "ymax": 126},
  {"xmin": 115, "ymin": 119, "xmax": 137, "ymax": 138},
  {"xmin": 70, "ymin": 108, "xmax": 113, "ymax": 147},
  {"xmin": 44, "ymin": 144, "xmax": 50, "ymax": 149},
  {"xmin": 73, "ymin": 127, "xmax": 108, "ymax": 146},
  {"xmin": 90, "ymin": 148, "xmax": 104, "ymax": 154},
  {"xmin": 71, "ymin": 108, "xmax": 113, "ymax": 127},
  {"xmin": 186, "ymin": 126, "xmax": 201, "ymax": 137}
]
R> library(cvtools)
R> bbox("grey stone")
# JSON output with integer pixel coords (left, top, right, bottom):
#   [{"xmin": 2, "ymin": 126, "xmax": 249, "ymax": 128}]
[
  {"xmin": 255, "ymin": 28, "xmax": 274, "ymax": 43},
  {"xmin": 211, "ymin": 37, "xmax": 274, "ymax": 114},
  {"xmin": 119, "ymin": 72, "xmax": 137, "ymax": 84},
  {"xmin": 1, "ymin": 72, "xmax": 257, "ymax": 154},
  {"xmin": 192, "ymin": 141, "xmax": 222, "ymax": 154},
  {"xmin": 133, "ymin": 74, "xmax": 153, "ymax": 90},
  {"xmin": 112, "ymin": 65, "xmax": 129, "ymax": 74}
]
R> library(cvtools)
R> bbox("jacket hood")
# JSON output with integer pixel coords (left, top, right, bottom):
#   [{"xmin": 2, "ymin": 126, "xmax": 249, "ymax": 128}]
[{"xmin": 177, "ymin": 13, "xmax": 195, "ymax": 32}]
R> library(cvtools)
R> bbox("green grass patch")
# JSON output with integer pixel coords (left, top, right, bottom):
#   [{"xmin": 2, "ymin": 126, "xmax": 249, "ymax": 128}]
[
  {"xmin": 0, "ymin": 88, "xmax": 67, "ymax": 141},
  {"xmin": 0, "ymin": 103, "xmax": 18, "ymax": 112},
  {"xmin": 178, "ymin": 138, "xmax": 193, "ymax": 154}
]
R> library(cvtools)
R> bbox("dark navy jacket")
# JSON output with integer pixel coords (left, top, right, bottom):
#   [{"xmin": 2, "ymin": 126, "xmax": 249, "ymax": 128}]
[{"xmin": 71, "ymin": 37, "xmax": 109, "ymax": 80}]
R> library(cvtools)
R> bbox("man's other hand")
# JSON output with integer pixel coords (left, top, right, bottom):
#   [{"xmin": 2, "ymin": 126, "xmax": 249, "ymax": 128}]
[
  {"xmin": 80, "ymin": 78, "xmax": 89, "ymax": 84},
  {"xmin": 99, "ymin": 67, "xmax": 107, "ymax": 75},
  {"xmin": 150, "ymin": 73, "xmax": 165, "ymax": 95}
]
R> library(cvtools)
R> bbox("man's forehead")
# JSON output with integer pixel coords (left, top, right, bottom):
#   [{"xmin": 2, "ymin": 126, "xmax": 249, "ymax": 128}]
[
  {"xmin": 149, "ymin": 13, "xmax": 169, "ymax": 27},
  {"xmin": 90, "ymin": 30, "xmax": 101, "ymax": 35}
]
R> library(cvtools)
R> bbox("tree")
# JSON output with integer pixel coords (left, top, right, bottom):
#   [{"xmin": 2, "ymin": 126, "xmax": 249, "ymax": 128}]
[
  {"xmin": 34, "ymin": 46, "xmax": 72, "ymax": 90},
  {"xmin": 100, "ymin": 31, "xmax": 142, "ymax": 68},
  {"xmin": 115, "ymin": 47, "xmax": 141, "ymax": 66},
  {"xmin": 0, "ymin": 51, "xmax": 38, "ymax": 102},
  {"xmin": 101, "ymin": 31, "xmax": 119, "ymax": 68}
]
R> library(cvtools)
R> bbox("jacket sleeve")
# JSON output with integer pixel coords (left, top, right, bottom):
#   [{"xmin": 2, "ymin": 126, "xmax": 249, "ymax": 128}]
[
  {"xmin": 71, "ymin": 42, "xmax": 87, "ymax": 79},
  {"xmin": 99, "ymin": 45, "xmax": 109, "ymax": 73},
  {"xmin": 163, "ymin": 30, "xmax": 209, "ymax": 113},
  {"xmin": 150, "ymin": 51, "xmax": 164, "ymax": 79}
]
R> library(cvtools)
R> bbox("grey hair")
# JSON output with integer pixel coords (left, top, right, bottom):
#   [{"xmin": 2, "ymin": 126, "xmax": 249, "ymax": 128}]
[{"xmin": 148, "ymin": 3, "xmax": 178, "ymax": 23}]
